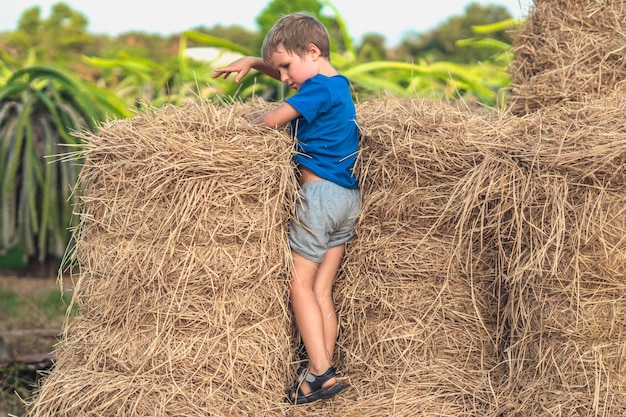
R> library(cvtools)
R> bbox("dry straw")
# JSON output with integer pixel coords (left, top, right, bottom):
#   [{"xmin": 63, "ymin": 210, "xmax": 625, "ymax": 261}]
[
  {"xmin": 507, "ymin": 0, "xmax": 626, "ymax": 115},
  {"xmin": 27, "ymin": 93, "xmax": 626, "ymax": 416},
  {"xmin": 28, "ymin": 99, "xmax": 300, "ymax": 416},
  {"xmin": 491, "ymin": 96, "xmax": 626, "ymax": 415},
  {"xmin": 26, "ymin": 0, "xmax": 626, "ymax": 416}
]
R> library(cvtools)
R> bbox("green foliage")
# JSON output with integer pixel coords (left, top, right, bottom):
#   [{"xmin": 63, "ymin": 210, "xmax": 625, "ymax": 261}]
[
  {"xmin": 358, "ymin": 34, "xmax": 387, "ymax": 61},
  {"xmin": 181, "ymin": 32, "xmax": 253, "ymax": 57},
  {"xmin": 2, "ymin": 0, "xmax": 517, "ymax": 108},
  {"xmin": 95, "ymin": 32, "xmax": 179, "ymax": 64},
  {"xmin": 196, "ymin": 0, "xmax": 513, "ymax": 105},
  {"xmin": 457, "ymin": 18, "xmax": 521, "ymax": 54},
  {"xmin": 82, "ymin": 54, "xmax": 178, "ymax": 108},
  {"xmin": 0, "ymin": 65, "xmax": 128, "ymax": 263},
  {"xmin": 338, "ymin": 58, "xmax": 506, "ymax": 103},
  {"xmin": 84, "ymin": 37, "xmax": 236, "ymax": 109},
  {"xmin": 179, "ymin": 29, "xmax": 289, "ymax": 102},
  {"xmin": 1, "ymin": 361, "xmax": 36, "ymax": 416},
  {"xmin": 0, "ymin": 281, "xmax": 73, "ymax": 415},
  {"xmin": 0, "ymin": 247, "xmax": 27, "ymax": 269},
  {"xmin": 397, "ymin": 2, "xmax": 513, "ymax": 64},
  {"xmin": 191, "ymin": 24, "xmax": 259, "ymax": 49},
  {"xmin": 5, "ymin": 2, "xmax": 93, "ymax": 63}
]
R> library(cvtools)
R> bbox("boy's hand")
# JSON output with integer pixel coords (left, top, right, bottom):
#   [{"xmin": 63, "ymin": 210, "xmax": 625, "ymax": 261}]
[{"xmin": 211, "ymin": 57, "xmax": 256, "ymax": 83}]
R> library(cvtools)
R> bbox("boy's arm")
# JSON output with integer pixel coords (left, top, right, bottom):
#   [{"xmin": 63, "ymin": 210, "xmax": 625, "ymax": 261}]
[
  {"xmin": 212, "ymin": 56, "xmax": 280, "ymax": 82},
  {"xmin": 252, "ymin": 102, "xmax": 300, "ymax": 128}
]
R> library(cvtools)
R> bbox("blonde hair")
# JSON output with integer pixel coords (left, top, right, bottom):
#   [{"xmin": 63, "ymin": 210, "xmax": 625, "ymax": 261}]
[{"xmin": 261, "ymin": 12, "xmax": 330, "ymax": 63}]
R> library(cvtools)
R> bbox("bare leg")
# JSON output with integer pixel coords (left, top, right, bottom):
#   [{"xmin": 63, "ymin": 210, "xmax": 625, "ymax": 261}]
[
  {"xmin": 289, "ymin": 244, "xmax": 345, "ymax": 394},
  {"xmin": 313, "ymin": 244, "xmax": 345, "ymax": 362}
]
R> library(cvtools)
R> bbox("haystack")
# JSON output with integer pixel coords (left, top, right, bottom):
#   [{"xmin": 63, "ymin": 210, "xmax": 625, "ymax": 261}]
[
  {"xmin": 507, "ymin": 0, "xmax": 626, "ymax": 115},
  {"xmin": 27, "ymin": 100, "xmax": 300, "ymax": 416},
  {"xmin": 502, "ymin": 0, "xmax": 626, "ymax": 413},
  {"xmin": 28, "ymin": 96, "xmax": 513, "ymax": 417},
  {"xmin": 332, "ymin": 97, "xmax": 507, "ymax": 417},
  {"xmin": 493, "ymin": 95, "xmax": 626, "ymax": 415},
  {"xmin": 27, "ymin": 90, "xmax": 626, "ymax": 417}
]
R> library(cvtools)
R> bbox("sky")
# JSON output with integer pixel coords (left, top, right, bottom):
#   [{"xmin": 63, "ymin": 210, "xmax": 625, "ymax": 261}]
[{"xmin": 0, "ymin": 0, "xmax": 533, "ymax": 47}]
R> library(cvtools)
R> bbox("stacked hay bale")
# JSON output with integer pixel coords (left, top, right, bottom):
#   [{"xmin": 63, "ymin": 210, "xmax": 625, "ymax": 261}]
[
  {"xmin": 495, "ymin": 95, "xmax": 626, "ymax": 415},
  {"xmin": 332, "ymin": 95, "xmax": 626, "ymax": 417},
  {"xmin": 507, "ymin": 0, "xmax": 626, "ymax": 116},
  {"xmin": 26, "ymin": 94, "xmax": 626, "ymax": 416},
  {"xmin": 329, "ymin": 98, "xmax": 508, "ymax": 417},
  {"xmin": 27, "ymin": 101, "xmax": 299, "ymax": 416},
  {"xmin": 28, "ymin": 96, "xmax": 515, "ymax": 417},
  {"xmin": 502, "ymin": 0, "xmax": 626, "ymax": 414}
]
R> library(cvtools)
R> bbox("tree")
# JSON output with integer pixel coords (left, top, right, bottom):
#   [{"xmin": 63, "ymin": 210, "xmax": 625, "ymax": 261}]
[
  {"xmin": 254, "ymin": 0, "xmax": 345, "ymax": 53},
  {"xmin": 2, "ymin": 7, "xmax": 43, "ymax": 59},
  {"xmin": 357, "ymin": 33, "xmax": 387, "ymax": 61},
  {"xmin": 4, "ymin": 2, "xmax": 94, "ymax": 63},
  {"xmin": 396, "ymin": 2, "xmax": 512, "ymax": 63}
]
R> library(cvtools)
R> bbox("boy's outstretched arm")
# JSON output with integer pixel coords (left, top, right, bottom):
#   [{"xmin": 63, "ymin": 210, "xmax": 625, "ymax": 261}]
[
  {"xmin": 213, "ymin": 57, "xmax": 299, "ymax": 129},
  {"xmin": 211, "ymin": 56, "xmax": 280, "ymax": 82}
]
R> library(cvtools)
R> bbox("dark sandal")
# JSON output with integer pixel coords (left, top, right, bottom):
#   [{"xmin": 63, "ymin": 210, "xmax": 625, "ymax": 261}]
[{"xmin": 285, "ymin": 366, "xmax": 344, "ymax": 405}]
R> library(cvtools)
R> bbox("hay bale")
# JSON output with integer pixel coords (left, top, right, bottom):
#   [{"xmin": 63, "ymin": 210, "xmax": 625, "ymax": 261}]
[
  {"xmin": 507, "ymin": 0, "xmax": 626, "ymax": 115},
  {"xmin": 493, "ymin": 95, "xmax": 626, "ymax": 416},
  {"xmin": 25, "ymin": 93, "xmax": 626, "ymax": 417},
  {"xmin": 335, "ymin": 95, "xmax": 626, "ymax": 416},
  {"xmin": 27, "ymin": 100, "xmax": 299, "ymax": 416},
  {"xmin": 331, "ymin": 97, "xmax": 507, "ymax": 416}
]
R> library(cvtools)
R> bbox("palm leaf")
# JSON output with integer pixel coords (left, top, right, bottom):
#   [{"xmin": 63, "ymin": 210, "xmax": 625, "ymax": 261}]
[{"xmin": 0, "ymin": 64, "xmax": 125, "ymax": 263}]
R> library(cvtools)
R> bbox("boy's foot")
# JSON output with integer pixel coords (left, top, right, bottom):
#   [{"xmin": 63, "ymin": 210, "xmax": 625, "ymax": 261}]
[{"xmin": 285, "ymin": 366, "xmax": 344, "ymax": 405}]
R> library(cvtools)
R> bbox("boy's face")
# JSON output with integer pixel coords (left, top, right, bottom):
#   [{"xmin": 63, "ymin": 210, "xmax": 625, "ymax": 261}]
[{"xmin": 268, "ymin": 43, "xmax": 320, "ymax": 91}]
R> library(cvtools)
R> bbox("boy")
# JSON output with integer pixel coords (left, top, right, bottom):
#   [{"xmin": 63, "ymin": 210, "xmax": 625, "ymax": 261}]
[{"xmin": 211, "ymin": 12, "xmax": 360, "ymax": 405}]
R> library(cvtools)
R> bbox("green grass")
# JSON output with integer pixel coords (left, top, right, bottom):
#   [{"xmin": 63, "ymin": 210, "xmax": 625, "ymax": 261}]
[{"xmin": 0, "ymin": 287, "xmax": 73, "ymax": 330}]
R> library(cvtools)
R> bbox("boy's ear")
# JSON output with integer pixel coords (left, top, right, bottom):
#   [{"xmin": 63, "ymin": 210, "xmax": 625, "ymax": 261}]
[{"xmin": 307, "ymin": 43, "xmax": 321, "ymax": 59}]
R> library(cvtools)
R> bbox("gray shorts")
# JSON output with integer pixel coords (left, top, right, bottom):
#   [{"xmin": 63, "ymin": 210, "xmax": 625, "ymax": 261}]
[{"xmin": 289, "ymin": 180, "xmax": 361, "ymax": 263}]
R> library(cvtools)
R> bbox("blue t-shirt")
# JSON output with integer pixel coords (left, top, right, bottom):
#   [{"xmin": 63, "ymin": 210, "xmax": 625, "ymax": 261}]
[{"xmin": 286, "ymin": 74, "xmax": 359, "ymax": 189}]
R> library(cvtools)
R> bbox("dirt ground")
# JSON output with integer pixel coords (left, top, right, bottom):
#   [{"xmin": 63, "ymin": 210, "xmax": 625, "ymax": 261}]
[
  {"xmin": 0, "ymin": 262, "xmax": 73, "ymax": 358},
  {"xmin": 0, "ymin": 262, "xmax": 74, "ymax": 355},
  {"xmin": 0, "ymin": 264, "xmax": 73, "ymax": 417},
  {"xmin": 0, "ymin": 263, "xmax": 73, "ymax": 297}
]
